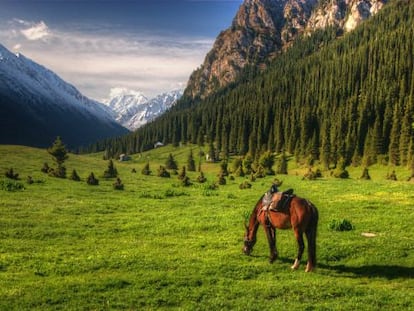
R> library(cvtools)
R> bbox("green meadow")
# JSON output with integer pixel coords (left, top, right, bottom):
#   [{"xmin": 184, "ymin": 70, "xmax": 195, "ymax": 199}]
[{"xmin": 0, "ymin": 145, "xmax": 413, "ymax": 310}]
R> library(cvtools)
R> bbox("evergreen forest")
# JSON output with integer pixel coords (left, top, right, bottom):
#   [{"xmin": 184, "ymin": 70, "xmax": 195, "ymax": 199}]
[{"xmin": 84, "ymin": 0, "xmax": 414, "ymax": 170}]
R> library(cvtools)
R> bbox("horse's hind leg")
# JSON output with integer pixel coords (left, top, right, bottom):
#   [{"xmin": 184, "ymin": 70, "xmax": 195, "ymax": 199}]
[
  {"xmin": 264, "ymin": 226, "xmax": 278, "ymax": 263},
  {"xmin": 292, "ymin": 229, "xmax": 304, "ymax": 270},
  {"xmin": 305, "ymin": 226, "xmax": 317, "ymax": 272}
]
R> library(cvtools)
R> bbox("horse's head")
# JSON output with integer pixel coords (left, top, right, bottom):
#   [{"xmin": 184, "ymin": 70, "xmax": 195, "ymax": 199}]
[{"xmin": 243, "ymin": 224, "xmax": 256, "ymax": 255}]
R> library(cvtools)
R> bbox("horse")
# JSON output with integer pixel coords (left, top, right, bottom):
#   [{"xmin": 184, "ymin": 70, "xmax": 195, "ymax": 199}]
[{"xmin": 243, "ymin": 189, "xmax": 319, "ymax": 272}]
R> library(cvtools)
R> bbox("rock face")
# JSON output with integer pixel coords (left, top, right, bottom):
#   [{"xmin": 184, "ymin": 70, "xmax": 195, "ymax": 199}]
[{"xmin": 184, "ymin": 0, "xmax": 387, "ymax": 99}]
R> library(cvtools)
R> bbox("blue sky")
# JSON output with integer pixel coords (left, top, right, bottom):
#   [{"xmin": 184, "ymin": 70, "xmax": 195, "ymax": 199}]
[{"xmin": 0, "ymin": 0, "xmax": 242, "ymax": 100}]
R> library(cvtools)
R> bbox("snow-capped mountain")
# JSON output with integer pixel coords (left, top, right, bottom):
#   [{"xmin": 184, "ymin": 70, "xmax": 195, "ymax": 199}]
[
  {"xmin": 103, "ymin": 88, "xmax": 183, "ymax": 130},
  {"xmin": 0, "ymin": 44, "xmax": 128, "ymax": 148}
]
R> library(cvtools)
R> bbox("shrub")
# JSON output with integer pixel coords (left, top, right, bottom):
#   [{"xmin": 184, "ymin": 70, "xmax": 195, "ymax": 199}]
[
  {"xmin": 239, "ymin": 181, "xmax": 252, "ymax": 189},
  {"xmin": 303, "ymin": 168, "xmax": 322, "ymax": 180},
  {"xmin": 360, "ymin": 167, "xmax": 371, "ymax": 180},
  {"xmin": 1, "ymin": 179, "xmax": 25, "ymax": 191},
  {"xmin": 27, "ymin": 176, "xmax": 34, "ymax": 184},
  {"xmin": 217, "ymin": 172, "xmax": 226, "ymax": 185},
  {"xmin": 386, "ymin": 170, "xmax": 397, "ymax": 181},
  {"xmin": 5, "ymin": 168, "xmax": 19, "ymax": 180},
  {"xmin": 259, "ymin": 151, "xmax": 276, "ymax": 175},
  {"xmin": 196, "ymin": 171, "xmax": 207, "ymax": 183},
  {"xmin": 70, "ymin": 169, "xmax": 81, "ymax": 181},
  {"xmin": 113, "ymin": 177, "xmax": 124, "ymax": 190},
  {"xmin": 86, "ymin": 172, "xmax": 99, "ymax": 185},
  {"xmin": 328, "ymin": 219, "xmax": 354, "ymax": 231},
  {"xmin": 157, "ymin": 166, "xmax": 171, "ymax": 178},
  {"xmin": 141, "ymin": 162, "xmax": 151, "ymax": 175},
  {"xmin": 41, "ymin": 162, "xmax": 50, "ymax": 174}
]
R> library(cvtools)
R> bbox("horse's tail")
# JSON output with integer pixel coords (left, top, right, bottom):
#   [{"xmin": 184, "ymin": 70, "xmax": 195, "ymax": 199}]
[{"xmin": 306, "ymin": 201, "xmax": 318, "ymax": 267}]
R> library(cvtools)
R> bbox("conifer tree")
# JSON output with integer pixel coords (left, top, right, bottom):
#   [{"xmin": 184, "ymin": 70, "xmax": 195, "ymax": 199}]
[
  {"xmin": 70, "ymin": 169, "xmax": 81, "ymax": 181},
  {"xmin": 165, "ymin": 153, "xmax": 178, "ymax": 170},
  {"xmin": 187, "ymin": 150, "xmax": 196, "ymax": 171},
  {"xmin": 103, "ymin": 159, "xmax": 118, "ymax": 178},
  {"xmin": 141, "ymin": 162, "xmax": 151, "ymax": 175},
  {"xmin": 47, "ymin": 136, "xmax": 68, "ymax": 178}
]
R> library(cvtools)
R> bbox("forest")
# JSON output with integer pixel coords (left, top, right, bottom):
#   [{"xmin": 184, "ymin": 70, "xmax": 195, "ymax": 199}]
[{"xmin": 83, "ymin": 0, "xmax": 414, "ymax": 171}]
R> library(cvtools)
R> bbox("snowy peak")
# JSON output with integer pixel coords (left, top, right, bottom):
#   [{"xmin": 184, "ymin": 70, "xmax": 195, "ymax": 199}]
[{"xmin": 103, "ymin": 88, "xmax": 183, "ymax": 130}]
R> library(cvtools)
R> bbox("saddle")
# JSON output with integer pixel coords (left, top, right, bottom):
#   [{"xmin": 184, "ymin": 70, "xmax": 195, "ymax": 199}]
[
  {"xmin": 261, "ymin": 188, "xmax": 295, "ymax": 212},
  {"xmin": 269, "ymin": 189, "xmax": 295, "ymax": 212}
]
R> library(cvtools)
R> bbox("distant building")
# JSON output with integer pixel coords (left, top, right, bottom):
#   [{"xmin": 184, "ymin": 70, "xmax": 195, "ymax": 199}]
[
  {"xmin": 119, "ymin": 154, "xmax": 131, "ymax": 161},
  {"xmin": 154, "ymin": 141, "xmax": 164, "ymax": 148}
]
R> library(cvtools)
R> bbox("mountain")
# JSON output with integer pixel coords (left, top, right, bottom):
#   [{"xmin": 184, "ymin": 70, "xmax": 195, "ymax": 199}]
[
  {"xmin": 0, "ymin": 44, "xmax": 128, "ymax": 149},
  {"xmin": 103, "ymin": 88, "xmax": 183, "ymax": 130},
  {"xmin": 184, "ymin": 0, "xmax": 387, "ymax": 100},
  {"xmin": 90, "ymin": 0, "xmax": 414, "ymax": 169}
]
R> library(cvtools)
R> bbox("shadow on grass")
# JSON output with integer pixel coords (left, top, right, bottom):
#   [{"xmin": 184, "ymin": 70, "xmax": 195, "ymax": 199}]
[
  {"xmin": 318, "ymin": 263, "xmax": 414, "ymax": 279},
  {"xmin": 242, "ymin": 254, "xmax": 413, "ymax": 279}
]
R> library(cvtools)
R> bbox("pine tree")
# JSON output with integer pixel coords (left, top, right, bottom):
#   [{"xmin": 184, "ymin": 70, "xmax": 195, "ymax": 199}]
[
  {"xmin": 70, "ymin": 169, "xmax": 81, "ymax": 181},
  {"xmin": 103, "ymin": 159, "xmax": 118, "ymax": 178},
  {"xmin": 187, "ymin": 150, "xmax": 196, "ymax": 171},
  {"xmin": 165, "ymin": 153, "xmax": 178, "ymax": 170},
  {"xmin": 86, "ymin": 172, "xmax": 99, "ymax": 185},
  {"xmin": 47, "ymin": 136, "xmax": 68, "ymax": 178},
  {"xmin": 141, "ymin": 162, "xmax": 151, "ymax": 175}
]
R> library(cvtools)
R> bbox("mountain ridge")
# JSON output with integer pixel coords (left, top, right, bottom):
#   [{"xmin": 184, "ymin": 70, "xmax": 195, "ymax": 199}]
[
  {"xmin": 0, "ymin": 44, "xmax": 129, "ymax": 149},
  {"xmin": 103, "ymin": 88, "xmax": 183, "ymax": 130}
]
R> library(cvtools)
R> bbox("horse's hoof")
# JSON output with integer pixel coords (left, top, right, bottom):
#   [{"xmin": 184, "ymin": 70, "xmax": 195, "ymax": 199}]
[
  {"xmin": 291, "ymin": 259, "xmax": 300, "ymax": 270},
  {"xmin": 305, "ymin": 264, "xmax": 314, "ymax": 272}
]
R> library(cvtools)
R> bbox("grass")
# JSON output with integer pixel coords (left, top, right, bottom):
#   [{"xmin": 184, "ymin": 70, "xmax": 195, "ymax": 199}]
[{"xmin": 0, "ymin": 144, "xmax": 413, "ymax": 310}]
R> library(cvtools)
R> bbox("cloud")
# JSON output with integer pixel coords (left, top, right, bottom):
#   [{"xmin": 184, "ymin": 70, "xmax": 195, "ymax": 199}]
[
  {"xmin": 20, "ymin": 21, "xmax": 50, "ymax": 41},
  {"xmin": 0, "ymin": 19, "xmax": 213, "ymax": 100}
]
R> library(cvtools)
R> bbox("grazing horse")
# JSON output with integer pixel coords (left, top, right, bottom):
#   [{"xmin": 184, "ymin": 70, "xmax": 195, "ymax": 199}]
[{"xmin": 243, "ymin": 189, "xmax": 318, "ymax": 272}]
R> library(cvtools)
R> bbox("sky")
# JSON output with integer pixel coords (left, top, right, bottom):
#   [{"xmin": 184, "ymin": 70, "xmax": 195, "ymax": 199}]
[{"xmin": 0, "ymin": 0, "xmax": 243, "ymax": 101}]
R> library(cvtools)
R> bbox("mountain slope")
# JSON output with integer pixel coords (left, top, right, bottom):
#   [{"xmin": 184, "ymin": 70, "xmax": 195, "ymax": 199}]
[
  {"xmin": 92, "ymin": 0, "xmax": 414, "ymax": 169},
  {"xmin": 184, "ymin": 0, "xmax": 387, "ymax": 100},
  {"xmin": 0, "ymin": 44, "xmax": 128, "ymax": 148},
  {"xmin": 103, "ymin": 88, "xmax": 183, "ymax": 130}
]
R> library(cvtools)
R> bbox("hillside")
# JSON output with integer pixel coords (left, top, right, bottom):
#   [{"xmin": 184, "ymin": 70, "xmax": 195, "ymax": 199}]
[
  {"xmin": 184, "ymin": 0, "xmax": 387, "ymax": 100},
  {"xmin": 92, "ymin": 0, "xmax": 414, "ymax": 172},
  {"xmin": 0, "ymin": 44, "xmax": 128, "ymax": 149}
]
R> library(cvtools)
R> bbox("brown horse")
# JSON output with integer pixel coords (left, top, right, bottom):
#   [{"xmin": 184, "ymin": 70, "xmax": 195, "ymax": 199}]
[{"xmin": 243, "ymin": 190, "xmax": 318, "ymax": 272}]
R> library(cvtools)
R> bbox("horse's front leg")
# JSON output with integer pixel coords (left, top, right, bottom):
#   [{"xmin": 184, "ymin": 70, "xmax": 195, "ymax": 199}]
[
  {"xmin": 292, "ymin": 228, "xmax": 304, "ymax": 270},
  {"xmin": 264, "ymin": 225, "xmax": 278, "ymax": 263}
]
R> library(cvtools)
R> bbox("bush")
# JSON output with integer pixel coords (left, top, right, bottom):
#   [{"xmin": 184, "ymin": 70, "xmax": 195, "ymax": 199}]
[
  {"xmin": 328, "ymin": 219, "xmax": 354, "ymax": 231},
  {"xmin": 386, "ymin": 170, "xmax": 397, "ymax": 181},
  {"xmin": 86, "ymin": 172, "xmax": 99, "ymax": 185},
  {"xmin": 157, "ymin": 166, "xmax": 171, "ymax": 178},
  {"xmin": 41, "ymin": 162, "xmax": 50, "ymax": 174},
  {"xmin": 239, "ymin": 181, "xmax": 252, "ymax": 189},
  {"xmin": 196, "ymin": 171, "xmax": 207, "ymax": 183},
  {"xmin": 113, "ymin": 177, "xmax": 124, "ymax": 190},
  {"xmin": 303, "ymin": 168, "xmax": 322, "ymax": 180},
  {"xmin": 5, "ymin": 168, "xmax": 19, "ymax": 180},
  {"xmin": 360, "ymin": 167, "xmax": 371, "ymax": 180},
  {"xmin": 70, "ymin": 169, "xmax": 81, "ymax": 181},
  {"xmin": 141, "ymin": 162, "xmax": 151, "ymax": 175},
  {"xmin": 1, "ymin": 179, "xmax": 25, "ymax": 191}
]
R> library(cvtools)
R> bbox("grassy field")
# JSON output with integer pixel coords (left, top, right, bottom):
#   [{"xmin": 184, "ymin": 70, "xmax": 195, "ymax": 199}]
[{"xmin": 0, "ymin": 144, "xmax": 413, "ymax": 310}]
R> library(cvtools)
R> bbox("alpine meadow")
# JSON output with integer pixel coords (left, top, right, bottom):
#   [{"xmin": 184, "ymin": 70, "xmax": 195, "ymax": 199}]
[
  {"xmin": 1, "ymin": 0, "xmax": 414, "ymax": 310},
  {"xmin": 0, "ymin": 143, "xmax": 413, "ymax": 310}
]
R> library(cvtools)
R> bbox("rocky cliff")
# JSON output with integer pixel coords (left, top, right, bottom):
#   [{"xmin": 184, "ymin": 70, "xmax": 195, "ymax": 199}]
[{"xmin": 184, "ymin": 0, "xmax": 387, "ymax": 99}]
